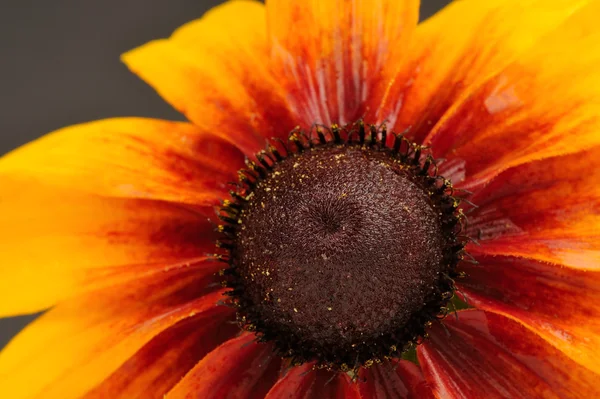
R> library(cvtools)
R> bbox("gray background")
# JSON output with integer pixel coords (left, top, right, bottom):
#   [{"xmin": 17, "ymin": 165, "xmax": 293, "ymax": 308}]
[{"xmin": 0, "ymin": 0, "xmax": 451, "ymax": 349}]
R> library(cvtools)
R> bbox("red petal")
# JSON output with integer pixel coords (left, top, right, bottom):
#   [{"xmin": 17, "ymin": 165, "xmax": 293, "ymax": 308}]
[
  {"xmin": 165, "ymin": 333, "xmax": 281, "ymax": 399},
  {"xmin": 85, "ymin": 308, "xmax": 238, "ymax": 398},
  {"xmin": 418, "ymin": 310, "xmax": 600, "ymax": 398},
  {"xmin": 0, "ymin": 269, "xmax": 226, "ymax": 398},
  {"xmin": 457, "ymin": 254, "xmax": 600, "ymax": 376},
  {"xmin": 358, "ymin": 361, "xmax": 434, "ymax": 399},
  {"xmin": 267, "ymin": 0, "xmax": 418, "ymax": 127},
  {"xmin": 265, "ymin": 363, "xmax": 361, "ymax": 399}
]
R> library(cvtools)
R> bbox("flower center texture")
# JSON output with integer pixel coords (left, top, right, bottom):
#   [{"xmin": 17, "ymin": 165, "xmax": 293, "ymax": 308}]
[{"xmin": 217, "ymin": 123, "xmax": 465, "ymax": 370}]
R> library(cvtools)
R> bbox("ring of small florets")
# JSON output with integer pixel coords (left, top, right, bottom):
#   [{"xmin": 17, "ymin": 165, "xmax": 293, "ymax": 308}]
[{"xmin": 213, "ymin": 121, "xmax": 470, "ymax": 372}]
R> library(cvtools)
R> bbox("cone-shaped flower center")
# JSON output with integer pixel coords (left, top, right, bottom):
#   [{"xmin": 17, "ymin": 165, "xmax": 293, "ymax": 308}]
[{"xmin": 220, "ymin": 125, "xmax": 463, "ymax": 369}]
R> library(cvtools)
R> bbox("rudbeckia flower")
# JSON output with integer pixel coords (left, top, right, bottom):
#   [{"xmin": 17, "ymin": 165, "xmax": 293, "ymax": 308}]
[{"xmin": 2, "ymin": 0, "xmax": 600, "ymax": 397}]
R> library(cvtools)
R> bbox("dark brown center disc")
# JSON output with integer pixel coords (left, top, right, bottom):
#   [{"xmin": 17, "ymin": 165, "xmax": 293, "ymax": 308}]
[{"xmin": 230, "ymin": 144, "xmax": 451, "ymax": 366}]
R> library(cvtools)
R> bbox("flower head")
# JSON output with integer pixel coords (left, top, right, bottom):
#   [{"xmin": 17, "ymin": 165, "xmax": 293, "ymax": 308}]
[{"xmin": 1, "ymin": 0, "xmax": 600, "ymax": 397}]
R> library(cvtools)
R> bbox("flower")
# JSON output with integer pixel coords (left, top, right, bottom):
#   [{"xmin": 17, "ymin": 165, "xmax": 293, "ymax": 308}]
[{"xmin": 1, "ymin": 0, "xmax": 600, "ymax": 397}]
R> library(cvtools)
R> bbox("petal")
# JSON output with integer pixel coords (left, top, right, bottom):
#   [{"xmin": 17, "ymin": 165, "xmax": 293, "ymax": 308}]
[
  {"xmin": 122, "ymin": 1, "xmax": 296, "ymax": 155},
  {"xmin": 0, "ymin": 117, "xmax": 244, "ymax": 205},
  {"xmin": 267, "ymin": 0, "xmax": 418, "ymax": 126},
  {"xmin": 466, "ymin": 149, "xmax": 600, "ymax": 269},
  {"xmin": 0, "ymin": 184, "xmax": 218, "ymax": 316},
  {"xmin": 165, "ymin": 333, "xmax": 281, "ymax": 399},
  {"xmin": 374, "ymin": 0, "xmax": 592, "ymax": 144},
  {"xmin": 0, "ymin": 268, "xmax": 228, "ymax": 399},
  {"xmin": 0, "ymin": 117, "xmax": 239, "ymax": 316},
  {"xmin": 265, "ymin": 363, "xmax": 361, "ymax": 399},
  {"xmin": 358, "ymin": 361, "xmax": 434, "ymax": 399},
  {"xmin": 458, "ymin": 255, "xmax": 600, "ymax": 376},
  {"xmin": 85, "ymin": 311, "xmax": 239, "ymax": 398},
  {"xmin": 459, "ymin": 150, "xmax": 600, "ymax": 373},
  {"xmin": 425, "ymin": 1, "xmax": 600, "ymax": 188},
  {"xmin": 418, "ymin": 310, "xmax": 600, "ymax": 399}
]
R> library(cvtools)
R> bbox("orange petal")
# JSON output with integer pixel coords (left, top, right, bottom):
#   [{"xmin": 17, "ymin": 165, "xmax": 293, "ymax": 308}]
[
  {"xmin": 165, "ymin": 333, "xmax": 281, "ymax": 399},
  {"xmin": 358, "ymin": 360, "xmax": 434, "ymax": 399},
  {"xmin": 85, "ymin": 308, "xmax": 239, "ymax": 399},
  {"xmin": 122, "ymin": 1, "xmax": 296, "ymax": 155},
  {"xmin": 418, "ymin": 310, "xmax": 600, "ymax": 398},
  {"xmin": 373, "ymin": 0, "xmax": 593, "ymax": 144},
  {"xmin": 267, "ymin": 0, "xmax": 418, "ymax": 127},
  {"xmin": 0, "ymin": 117, "xmax": 240, "ymax": 316},
  {"xmin": 0, "ymin": 117, "xmax": 244, "ymax": 205},
  {"xmin": 265, "ymin": 363, "xmax": 361, "ymax": 399},
  {"xmin": 0, "ymin": 267, "xmax": 228, "ymax": 399},
  {"xmin": 458, "ymin": 255, "xmax": 600, "ymax": 376},
  {"xmin": 423, "ymin": 0, "xmax": 600, "ymax": 188},
  {"xmin": 0, "ymin": 181, "xmax": 219, "ymax": 316},
  {"xmin": 466, "ymin": 148, "xmax": 600, "ymax": 269}
]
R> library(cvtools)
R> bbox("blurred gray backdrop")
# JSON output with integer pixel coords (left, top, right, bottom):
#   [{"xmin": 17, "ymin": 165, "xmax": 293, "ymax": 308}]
[{"xmin": 0, "ymin": 0, "xmax": 451, "ymax": 349}]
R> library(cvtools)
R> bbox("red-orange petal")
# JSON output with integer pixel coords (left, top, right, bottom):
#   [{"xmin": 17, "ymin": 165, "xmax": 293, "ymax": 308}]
[
  {"xmin": 265, "ymin": 363, "xmax": 361, "ymax": 399},
  {"xmin": 267, "ymin": 0, "xmax": 418, "ymax": 127},
  {"xmin": 85, "ymin": 309, "xmax": 239, "ymax": 399},
  {"xmin": 417, "ymin": 310, "xmax": 600, "ymax": 398},
  {"xmin": 372, "ymin": 0, "xmax": 593, "ymax": 145},
  {"xmin": 466, "ymin": 148, "xmax": 600, "ymax": 269},
  {"xmin": 423, "ymin": 1, "xmax": 600, "ymax": 188},
  {"xmin": 457, "ymin": 254, "xmax": 600, "ymax": 376},
  {"xmin": 460, "ymin": 150, "xmax": 600, "ymax": 374},
  {"xmin": 358, "ymin": 360, "xmax": 434, "ymax": 399},
  {"xmin": 165, "ymin": 333, "xmax": 281, "ymax": 399},
  {"xmin": 122, "ymin": 1, "xmax": 296, "ymax": 155},
  {"xmin": 0, "ymin": 268, "xmax": 226, "ymax": 399}
]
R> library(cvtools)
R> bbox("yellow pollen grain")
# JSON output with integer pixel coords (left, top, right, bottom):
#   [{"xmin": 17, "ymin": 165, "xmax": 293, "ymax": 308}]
[{"xmin": 293, "ymin": 308, "xmax": 298, "ymax": 313}]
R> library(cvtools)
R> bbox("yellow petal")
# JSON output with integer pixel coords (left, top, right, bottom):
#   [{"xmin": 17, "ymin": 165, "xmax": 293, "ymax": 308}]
[
  {"xmin": 122, "ymin": 0, "xmax": 296, "ymax": 155},
  {"xmin": 0, "ymin": 117, "xmax": 244, "ymax": 205},
  {"xmin": 373, "ymin": 0, "xmax": 592, "ymax": 144}
]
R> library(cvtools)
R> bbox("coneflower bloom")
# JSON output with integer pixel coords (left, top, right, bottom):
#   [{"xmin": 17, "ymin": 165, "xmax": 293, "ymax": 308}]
[{"xmin": 1, "ymin": 0, "xmax": 600, "ymax": 397}]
